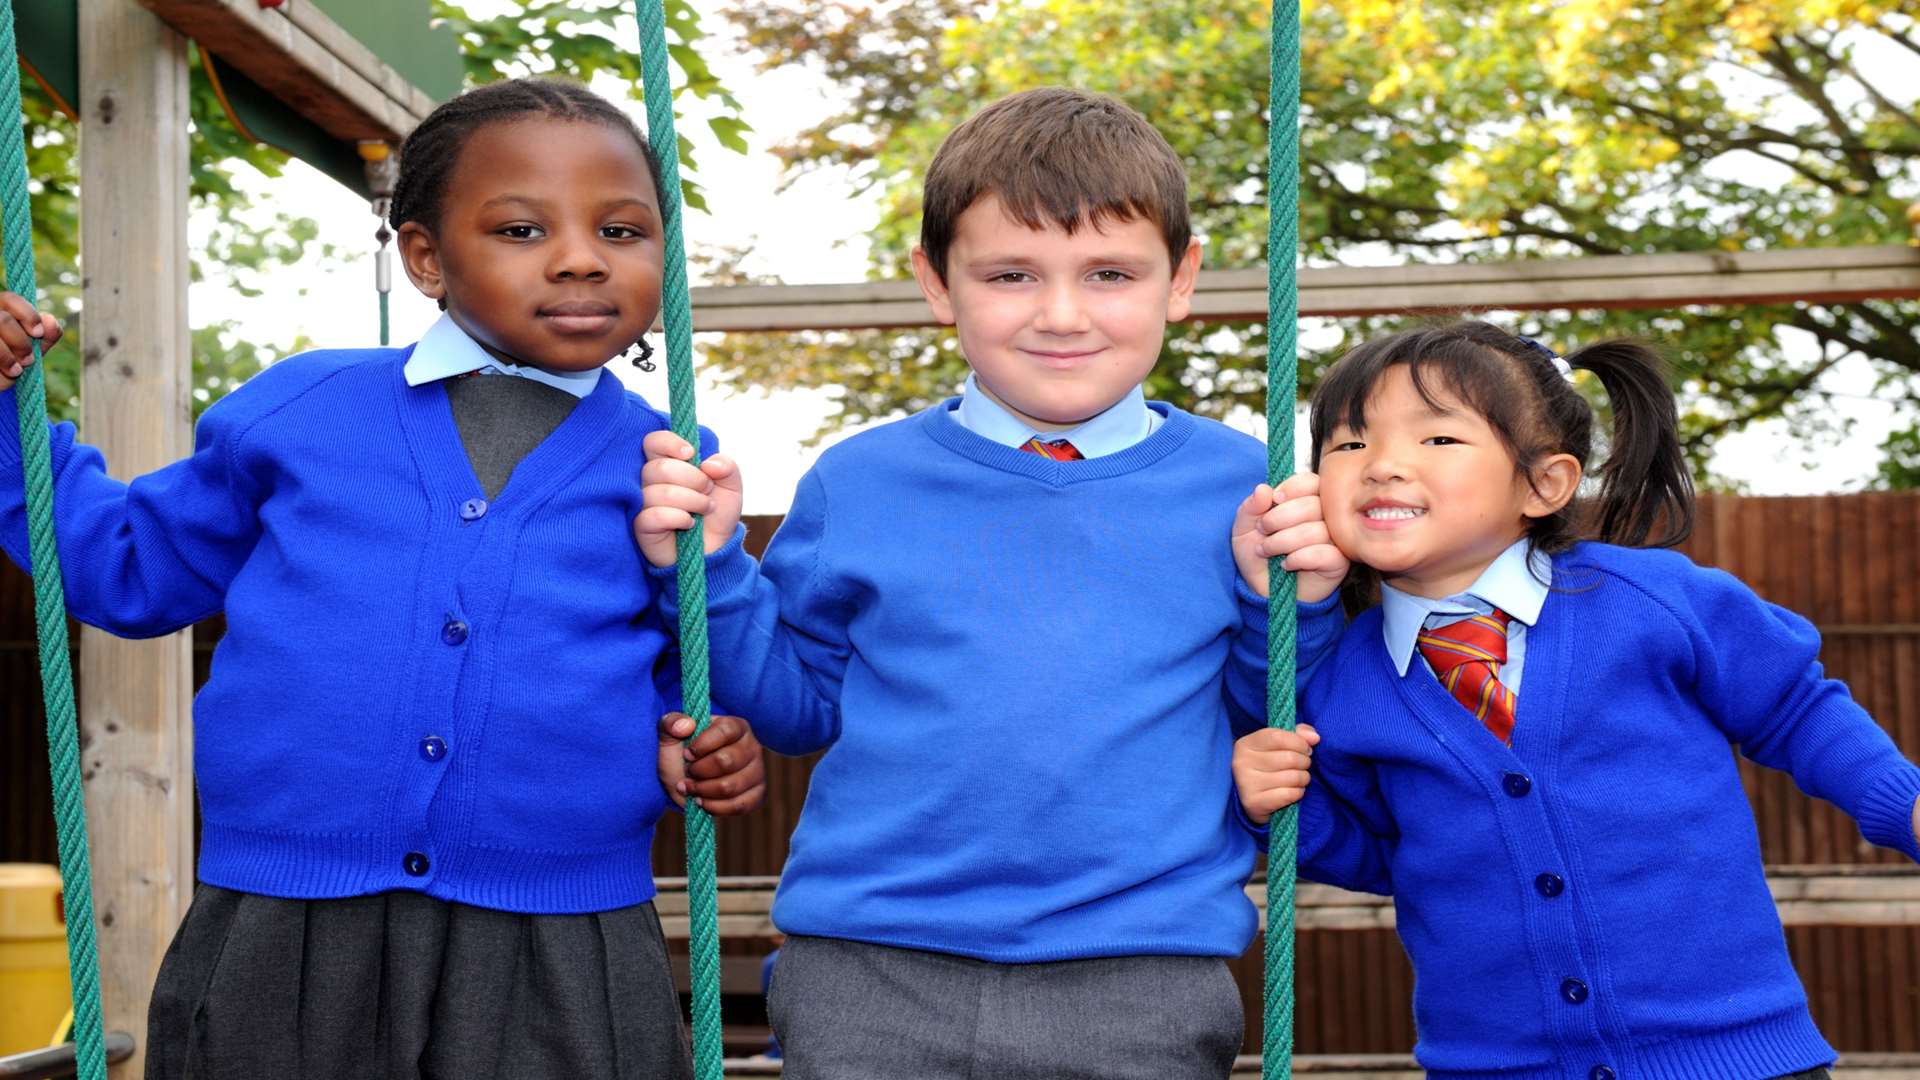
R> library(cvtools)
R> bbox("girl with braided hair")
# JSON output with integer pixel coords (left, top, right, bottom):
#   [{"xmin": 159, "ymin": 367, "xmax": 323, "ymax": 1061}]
[{"xmin": 0, "ymin": 76, "xmax": 764, "ymax": 1079}]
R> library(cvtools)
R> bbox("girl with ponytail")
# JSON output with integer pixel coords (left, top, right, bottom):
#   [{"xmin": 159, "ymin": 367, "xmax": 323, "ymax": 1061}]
[{"xmin": 1232, "ymin": 320, "xmax": 1919, "ymax": 1080}]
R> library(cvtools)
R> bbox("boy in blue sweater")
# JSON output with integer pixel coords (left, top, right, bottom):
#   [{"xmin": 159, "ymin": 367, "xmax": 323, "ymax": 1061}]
[
  {"xmin": 1234, "ymin": 322, "xmax": 1920, "ymax": 1080},
  {"xmin": 637, "ymin": 88, "xmax": 1346, "ymax": 1079}
]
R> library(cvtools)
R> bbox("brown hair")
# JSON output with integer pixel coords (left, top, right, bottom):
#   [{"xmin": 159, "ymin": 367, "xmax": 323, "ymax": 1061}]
[{"xmin": 919, "ymin": 87, "xmax": 1191, "ymax": 280}]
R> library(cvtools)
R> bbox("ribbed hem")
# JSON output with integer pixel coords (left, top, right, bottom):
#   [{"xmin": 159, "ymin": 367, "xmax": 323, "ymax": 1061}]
[
  {"xmin": 1631, "ymin": 1009, "xmax": 1835, "ymax": 1080},
  {"xmin": 1857, "ymin": 765, "xmax": 1920, "ymax": 862},
  {"xmin": 198, "ymin": 821, "xmax": 660, "ymax": 915},
  {"xmin": 1418, "ymin": 1010, "xmax": 1834, "ymax": 1080}
]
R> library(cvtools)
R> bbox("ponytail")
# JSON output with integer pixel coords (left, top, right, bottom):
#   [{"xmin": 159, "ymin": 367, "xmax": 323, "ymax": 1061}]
[{"xmin": 1562, "ymin": 341, "xmax": 1694, "ymax": 549}]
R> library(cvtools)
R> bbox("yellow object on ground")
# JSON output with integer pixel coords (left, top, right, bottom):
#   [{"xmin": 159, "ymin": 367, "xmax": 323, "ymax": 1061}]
[{"xmin": 0, "ymin": 864, "xmax": 71, "ymax": 1055}]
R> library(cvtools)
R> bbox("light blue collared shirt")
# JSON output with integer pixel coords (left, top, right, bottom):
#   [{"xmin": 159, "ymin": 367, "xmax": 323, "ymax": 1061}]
[
  {"xmin": 1380, "ymin": 538, "xmax": 1551, "ymax": 695},
  {"xmin": 402, "ymin": 313, "xmax": 603, "ymax": 400},
  {"xmin": 952, "ymin": 373, "xmax": 1160, "ymax": 458}
]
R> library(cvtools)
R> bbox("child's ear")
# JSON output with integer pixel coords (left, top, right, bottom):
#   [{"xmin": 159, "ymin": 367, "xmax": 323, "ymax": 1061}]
[
  {"xmin": 1164, "ymin": 237, "xmax": 1203, "ymax": 323},
  {"xmin": 910, "ymin": 246, "xmax": 957, "ymax": 326},
  {"xmin": 396, "ymin": 222, "xmax": 447, "ymax": 306},
  {"xmin": 1522, "ymin": 453, "xmax": 1582, "ymax": 519}
]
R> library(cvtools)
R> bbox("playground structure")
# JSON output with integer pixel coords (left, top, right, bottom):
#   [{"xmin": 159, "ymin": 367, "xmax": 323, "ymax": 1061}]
[{"xmin": 2, "ymin": 0, "xmax": 1919, "ymax": 1077}]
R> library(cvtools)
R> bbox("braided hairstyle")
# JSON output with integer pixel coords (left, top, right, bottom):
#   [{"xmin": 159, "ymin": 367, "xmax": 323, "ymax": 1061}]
[
  {"xmin": 389, "ymin": 77, "xmax": 665, "ymax": 237},
  {"xmin": 1309, "ymin": 320, "xmax": 1696, "ymax": 611}
]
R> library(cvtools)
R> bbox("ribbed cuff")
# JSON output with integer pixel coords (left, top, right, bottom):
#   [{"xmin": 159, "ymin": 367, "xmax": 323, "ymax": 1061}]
[
  {"xmin": 1857, "ymin": 765, "xmax": 1920, "ymax": 863},
  {"xmin": 646, "ymin": 524, "xmax": 753, "ymax": 617}
]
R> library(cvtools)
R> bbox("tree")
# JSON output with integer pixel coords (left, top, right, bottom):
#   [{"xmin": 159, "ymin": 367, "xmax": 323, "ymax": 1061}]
[
  {"xmin": 715, "ymin": 0, "xmax": 1920, "ymax": 483},
  {"xmin": 23, "ymin": 0, "xmax": 745, "ymax": 423}
]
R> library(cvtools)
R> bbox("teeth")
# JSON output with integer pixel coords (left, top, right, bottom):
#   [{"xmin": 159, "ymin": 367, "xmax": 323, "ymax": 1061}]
[{"xmin": 1365, "ymin": 507, "xmax": 1424, "ymax": 520}]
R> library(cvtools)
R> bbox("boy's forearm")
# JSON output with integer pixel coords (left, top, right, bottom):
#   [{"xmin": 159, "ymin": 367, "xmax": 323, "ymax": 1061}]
[{"xmin": 650, "ymin": 532, "xmax": 842, "ymax": 756}]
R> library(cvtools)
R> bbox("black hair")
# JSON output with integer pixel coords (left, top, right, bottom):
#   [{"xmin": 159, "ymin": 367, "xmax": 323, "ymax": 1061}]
[
  {"xmin": 1309, "ymin": 320, "xmax": 1695, "ymax": 610},
  {"xmin": 388, "ymin": 77, "xmax": 665, "ymax": 237}
]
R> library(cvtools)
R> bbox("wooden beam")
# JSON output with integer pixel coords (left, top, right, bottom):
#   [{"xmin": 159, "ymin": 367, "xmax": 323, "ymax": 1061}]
[
  {"xmin": 77, "ymin": 2, "xmax": 195, "ymax": 1075},
  {"xmin": 683, "ymin": 245, "xmax": 1920, "ymax": 333},
  {"xmin": 707, "ymin": 1053, "xmax": 1920, "ymax": 1078},
  {"xmin": 653, "ymin": 866, "xmax": 1920, "ymax": 939},
  {"xmin": 133, "ymin": 0, "xmax": 434, "ymax": 143}
]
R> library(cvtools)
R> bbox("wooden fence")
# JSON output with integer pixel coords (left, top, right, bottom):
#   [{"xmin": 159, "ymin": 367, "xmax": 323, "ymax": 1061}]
[{"xmin": 5, "ymin": 492, "xmax": 1920, "ymax": 1052}]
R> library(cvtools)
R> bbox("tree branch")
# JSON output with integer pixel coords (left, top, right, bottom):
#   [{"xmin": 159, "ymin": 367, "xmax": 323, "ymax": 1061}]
[{"xmin": 1764, "ymin": 38, "xmax": 1882, "ymax": 184}]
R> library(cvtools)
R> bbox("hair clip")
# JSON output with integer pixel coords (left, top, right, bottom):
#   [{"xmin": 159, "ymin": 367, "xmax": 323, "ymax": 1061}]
[
  {"xmin": 630, "ymin": 337, "xmax": 656, "ymax": 373},
  {"xmin": 1518, "ymin": 336, "xmax": 1575, "ymax": 382}
]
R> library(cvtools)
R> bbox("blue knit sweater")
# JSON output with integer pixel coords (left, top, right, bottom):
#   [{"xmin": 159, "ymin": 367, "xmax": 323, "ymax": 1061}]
[
  {"xmin": 0, "ymin": 348, "xmax": 699, "ymax": 914},
  {"xmin": 661, "ymin": 400, "xmax": 1345, "ymax": 962},
  {"xmin": 1298, "ymin": 542, "xmax": 1920, "ymax": 1080}
]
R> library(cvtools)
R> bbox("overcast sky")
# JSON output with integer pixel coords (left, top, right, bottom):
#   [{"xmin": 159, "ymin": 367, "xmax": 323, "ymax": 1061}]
[{"xmin": 191, "ymin": 4, "xmax": 1901, "ymax": 513}]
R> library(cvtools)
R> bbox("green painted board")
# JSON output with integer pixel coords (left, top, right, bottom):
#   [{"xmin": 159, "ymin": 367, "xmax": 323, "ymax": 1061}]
[{"xmin": 13, "ymin": 0, "xmax": 460, "ymax": 197}]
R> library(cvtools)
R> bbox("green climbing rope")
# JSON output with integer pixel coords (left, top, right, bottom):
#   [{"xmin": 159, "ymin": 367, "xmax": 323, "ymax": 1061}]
[
  {"xmin": 1264, "ymin": 3, "xmax": 1302, "ymax": 1079},
  {"xmin": 632, "ymin": 4, "xmax": 724, "ymax": 1079},
  {"xmin": 0, "ymin": 1, "xmax": 108, "ymax": 1077}
]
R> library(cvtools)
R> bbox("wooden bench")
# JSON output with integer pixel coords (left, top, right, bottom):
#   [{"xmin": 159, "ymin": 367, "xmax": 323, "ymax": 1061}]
[
  {"xmin": 708, "ymin": 1054, "xmax": 1920, "ymax": 1078},
  {"xmin": 654, "ymin": 864, "xmax": 1920, "ymax": 939}
]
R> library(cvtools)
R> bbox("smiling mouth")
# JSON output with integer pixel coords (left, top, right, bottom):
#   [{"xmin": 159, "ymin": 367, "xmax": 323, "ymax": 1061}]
[{"xmin": 1363, "ymin": 506, "xmax": 1426, "ymax": 521}]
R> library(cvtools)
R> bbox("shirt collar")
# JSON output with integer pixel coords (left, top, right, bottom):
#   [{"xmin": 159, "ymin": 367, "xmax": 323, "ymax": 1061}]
[
  {"xmin": 402, "ymin": 313, "xmax": 603, "ymax": 400},
  {"xmin": 952, "ymin": 372, "xmax": 1154, "ymax": 458},
  {"xmin": 1379, "ymin": 539, "xmax": 1553, "ymax": 676}
]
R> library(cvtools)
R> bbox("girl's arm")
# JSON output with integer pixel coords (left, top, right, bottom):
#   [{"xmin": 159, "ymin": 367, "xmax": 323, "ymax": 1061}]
[
  {"xmin": 0, "ymin": 375, "xmax": 272, "ymax": 637},
  {"xmin": 1688, "ymin": 565, "xmax": 1920, "ymax": 862}
]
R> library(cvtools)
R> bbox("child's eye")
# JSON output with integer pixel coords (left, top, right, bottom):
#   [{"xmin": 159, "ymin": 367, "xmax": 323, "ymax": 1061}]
[
  {"xmin": 1088, "ymin": 269, "xmax": 1133, "ymax": 283},
  {"xmin": 1424, "ymin": 435, "xmax": 1460, "ymax": 446},
  {"xmin": 601, "ymin": 225, "xmax": 647, "ymax": 241},
  {"xmin": 1328, "ymin": 440, "xmax": 1365, "ymax": 453},
  {"xmin": 987, "ymin": 271, "xmax": 1034, "ymax": 284},
  {"xmin": 497, "ymin": 224, "xmax": 544, "ymax": 240}
]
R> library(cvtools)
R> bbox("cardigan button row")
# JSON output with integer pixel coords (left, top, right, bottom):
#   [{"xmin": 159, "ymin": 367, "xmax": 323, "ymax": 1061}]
[
  {"xmin": 1502, "ymin": 772, "xmax": 1532, "ymax": 797},
  {"xmin": 1560, "ymin": 977, "xmax": 1589, "ymax": 1004},
  {"xmin": 441, "ymin": 618, "xmax": 469, "ymax": 646},
  {"xmin": 460, "ymin": 498, "xmax": 489, "ymax": 522},
  {"xmin": 1534, "ymin": 872, "xmax": 1564, "ymax": 898},
  {"xmin": 420, "ymin": 735, "xmax": 448, "ymax": 762},
  {"xmin": 403, "ymin": 851, "xmax": 430, "ymax": 877}
]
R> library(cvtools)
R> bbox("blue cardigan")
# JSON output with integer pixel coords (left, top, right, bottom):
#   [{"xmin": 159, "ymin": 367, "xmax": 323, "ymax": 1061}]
[
  {"xmin": 659, "ymin": 400, "xmax": 1345, "ymax": 963},
  {"xmin": 1298, "ymin": 542, "xmax": 1920, "ymax": 1080},
  {"xmin": 1, "ymin": 349, "xmax": 697, "ymax": 914}
]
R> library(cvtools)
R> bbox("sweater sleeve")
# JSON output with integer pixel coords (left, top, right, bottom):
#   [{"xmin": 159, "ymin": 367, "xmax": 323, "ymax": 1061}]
[
  {"xmin": 0, "ymin": 381, "xmax": 269, "ymax": 637},
  {"xmin": 1288, "ymin": 711, "xmax": 1400, "ymax": 895},
  {"xmin": 653, "ymin": 468, "xmax": 847, "ymax": 756},
  {"xmin": 1683, "ymin": 564, "xmax": 1920, "ymax": 863},
  {"xmin": 1226, "ymin": 584, "xmax": 1347, "ymax": 737}
]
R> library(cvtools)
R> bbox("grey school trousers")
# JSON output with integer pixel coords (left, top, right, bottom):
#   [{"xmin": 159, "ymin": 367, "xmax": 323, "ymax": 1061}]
[{"xmin": 767, "ymin": 934, "xmax": 1245, "ymax": 1080}]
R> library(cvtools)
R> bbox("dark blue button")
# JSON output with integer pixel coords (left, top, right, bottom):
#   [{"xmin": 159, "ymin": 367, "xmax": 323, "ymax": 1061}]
[
  {"xmin": 1535, "ymin": 872, "xmax": 1565, "ymax": 898},
  {"xmin": 420, "ymin": 736, "xmax": 447, "ymax": 762},
  {"xmin": 1560, "ymin": 977, "xmax": 1589, "ymax": 1004},
  {"xmin": 441, "ymin": 619, "xmax": 468, "ymax": 646},
  {"xmin": 1590, "ymin": 1067, "xmax": 1615, "ymax": 1080},
  {"xmin": 460, "ymin": 498, "xmax": 488, "ymax": 522},
  {"xmin": 403, "ymin": 851, "xmax": 430, "ymax": 877},
  {"xmin": 1503, "ymin": 772, "xmax": 1532, "ymax": 798}
]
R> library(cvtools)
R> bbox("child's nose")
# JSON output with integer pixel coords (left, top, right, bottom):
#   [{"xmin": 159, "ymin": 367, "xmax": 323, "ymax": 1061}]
[
  {"xmin": 1031, "ymin": 283, "xmax": 1090, "ymax": 334},
  {"xmin": 548, "ymin": 235, "xmax": 610, "ymax": 281},
  {"xmin": 1362, "ymin": 448, "xmax": 1409, "ymax": 483}
]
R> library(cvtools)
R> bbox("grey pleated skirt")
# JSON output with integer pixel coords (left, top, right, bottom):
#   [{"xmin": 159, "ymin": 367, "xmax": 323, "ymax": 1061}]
[{"xmin": 146, "ymin": 885, "xmax": 692, "ymax": 1080}]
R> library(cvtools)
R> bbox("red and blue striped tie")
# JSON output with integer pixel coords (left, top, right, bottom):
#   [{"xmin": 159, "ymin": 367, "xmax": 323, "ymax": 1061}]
[
  {"xmin": 1417, "ymin": 610, "xmax": 1517, "ymax": 744},
  {"xmin": 1020, "ymin": 436, "xmax": 1083, "ymax": 461}
]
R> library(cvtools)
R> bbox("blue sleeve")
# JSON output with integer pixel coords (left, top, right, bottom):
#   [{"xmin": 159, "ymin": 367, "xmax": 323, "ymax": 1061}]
[
  {"xmin": 1225, "ymin": 584, "xmax": 1346, "ymax": 738},
  {"xmin": 0, "ymin": 380, "xmax": 269, "ymax": 637},
  {"xmin": 1682, "ymin": 564, "xmax": 1920, "ymax": 863},
  {"xmin": 652, "ymin": 468, "xmax": 846, "ymax": 756}
]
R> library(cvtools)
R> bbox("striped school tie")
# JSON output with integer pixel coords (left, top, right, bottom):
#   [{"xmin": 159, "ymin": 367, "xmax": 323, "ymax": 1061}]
[
  {"xmin": 1417, "ymin": 610, "xmax": 1517, "ymax": 744},
  {"xmin": 1020, "ymin": 436, "xmax": 1083, "ymax": 461}
]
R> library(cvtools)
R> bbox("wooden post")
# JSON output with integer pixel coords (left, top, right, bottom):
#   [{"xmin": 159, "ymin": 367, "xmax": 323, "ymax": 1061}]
[{"xmin": 77, "ymin": 0, "xmax": 194, "ymax": 1073}]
